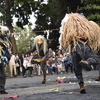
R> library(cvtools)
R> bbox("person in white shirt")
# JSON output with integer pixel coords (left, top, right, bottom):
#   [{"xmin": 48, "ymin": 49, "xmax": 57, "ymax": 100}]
[
  {"xmin": 9, "ymin": 53, "xmax": 17, "ymax": 77},
  {"xmin": 23, "ymin": 56, "xmax": 33, "ymax": 77}
]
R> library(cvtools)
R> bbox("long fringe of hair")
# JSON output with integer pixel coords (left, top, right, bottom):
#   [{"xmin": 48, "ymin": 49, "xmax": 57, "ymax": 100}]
[
  {"xmin": 59, "ymin": 13, "xmax": 100, "ymax": 53},
  {"xmin": 33, "ymin": 35, "xmax": 47, "ymax": 55}
]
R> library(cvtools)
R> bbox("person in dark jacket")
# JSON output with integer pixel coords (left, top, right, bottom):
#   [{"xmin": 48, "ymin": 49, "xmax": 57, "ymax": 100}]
[
  {"xmin": 15, "ymin": 53, "xmax": 21, "ymax": 76},
  {"xmin": 19, "ymin": 53, "xmax": 25, "ymax": 77},
  {"xmin": 64, "ymin": 53, "xmax": 73, "ymax": 73},
  {"xmin": 31, "ymin": 35, "xmax": 48, "ymax": 84},
  {"xmin": 95, "ymin": 50, "xmax": 100, "ymax": 81},
  {"xmin": 71, "ymin": 42, "xmax": 100, "ymax": 93},
  {"xmin": 59, "ymin": 13, "xmax": 100, "ymax": 94},
  {"xmin": 48, "ymin": 56, "xmax": 58, "ymax": 74}
]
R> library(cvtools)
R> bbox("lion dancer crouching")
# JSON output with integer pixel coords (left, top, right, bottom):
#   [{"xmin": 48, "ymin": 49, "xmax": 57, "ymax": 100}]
[
  {"xmin": 31, "ymin": 35, "xmax": 48, "ymax": 84},
  {"xmin": 59, "ymin": 13, "xmax": 100, "ymax": 93}
]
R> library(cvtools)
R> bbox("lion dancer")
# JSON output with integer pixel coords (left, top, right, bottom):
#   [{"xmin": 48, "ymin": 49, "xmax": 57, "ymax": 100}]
[
  {"xmin": 0, "ymin": 26, "xmax": 11, "ymax": 94},
  {"xmin": 59, "ymin": 13, "xmax": 100, "ymax": 93},
  {"xmin": 31, "ymin": 35, "xmax": 48, "ymax": 84},
  {"xmin": 95, "ymin": 50, "xmax": 100, "ymax": 81}
]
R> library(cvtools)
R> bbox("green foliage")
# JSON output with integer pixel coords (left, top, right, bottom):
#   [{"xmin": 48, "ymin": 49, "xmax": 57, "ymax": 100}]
[
  {"xmin": 0, "ymin": 0, "xmax": 40, "ymax": 27},
  {"xmin": 14, "ymin": 26, "xmax": 36, "ymax": 55},
  {"xmin": 79, "ymin": 0, "xmax": 100, "ymax": 25},
  {"xmin": 0, "ymin": 0, "xmax": 43, "ymax": 53}
]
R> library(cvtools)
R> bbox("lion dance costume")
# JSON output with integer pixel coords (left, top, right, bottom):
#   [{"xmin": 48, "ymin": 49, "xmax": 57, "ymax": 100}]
[
  {"xmin": 59, "ymin": 13, "xmax": 100, "ymax": 93},
  {"xmin": 0, "ymin": 25, "xmax": 11, "ymax": 94},
  {"xmin": 31, "ymin": 35, "xmax": 48, "ymax": 84}
]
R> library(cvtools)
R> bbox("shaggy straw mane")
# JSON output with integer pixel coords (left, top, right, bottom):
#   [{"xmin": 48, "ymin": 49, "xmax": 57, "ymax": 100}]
[
  {"xmin": 60, "ymin": 13, "xmax": 100, "ymax": 53},
  {"xmin": 34, "ymin": 35, "xmax": 47, "ymax": 56}
]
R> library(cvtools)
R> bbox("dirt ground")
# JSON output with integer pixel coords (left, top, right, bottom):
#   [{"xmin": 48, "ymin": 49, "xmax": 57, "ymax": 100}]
[{"xmin": 0, "ymin": 70, "xmax": 100, "ymax": 100}]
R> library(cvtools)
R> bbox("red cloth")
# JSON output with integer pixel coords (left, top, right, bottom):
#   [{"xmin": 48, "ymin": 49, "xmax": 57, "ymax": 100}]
[
  {"xmin": 2, "ymin": 95, "xmax": 19, "ymax": 100},
  {"xmin": 55, "ymin": 78, "xmax": 64, "ymax": 83}
]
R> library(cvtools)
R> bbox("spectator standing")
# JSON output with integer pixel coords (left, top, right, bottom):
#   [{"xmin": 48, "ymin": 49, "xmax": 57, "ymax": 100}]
[
  {"xmin": 15, "ymin": 53, "xmax": 21, "ymax": 76},
  {"xmin": 9, "ymin": 53, "xmax": 17, "ymax": 77},
  {"xmin": 19, "ymin": 53, "xmax": 25, "ymax": 77}
]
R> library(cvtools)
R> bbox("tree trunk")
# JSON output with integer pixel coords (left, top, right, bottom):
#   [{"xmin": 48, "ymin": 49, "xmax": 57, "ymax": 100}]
[
  {"xmin": 8, "ymin": 26, "xmax": 18, "ymax": 54},
  {"xmin": 5, "ymin": 0, "xmax": 17, "ymax": 54}
]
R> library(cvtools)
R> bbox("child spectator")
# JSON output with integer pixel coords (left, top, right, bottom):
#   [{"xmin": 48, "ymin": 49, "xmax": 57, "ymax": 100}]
[
  {"xmin": 57, "ymin": 60, "xmax": 63, "ymax": 73},
  {"xmin": 64, "ymin": 53, "xmax": 73, "ymax": 73}
]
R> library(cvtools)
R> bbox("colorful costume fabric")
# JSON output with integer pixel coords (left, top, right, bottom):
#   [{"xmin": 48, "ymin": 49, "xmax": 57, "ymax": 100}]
[{"xmin": 0, "ymin": 25, "xmax": 11, "ymax": 93}]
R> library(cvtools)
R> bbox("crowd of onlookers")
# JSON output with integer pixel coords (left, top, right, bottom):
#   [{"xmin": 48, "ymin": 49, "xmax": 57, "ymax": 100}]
[{"xmin": 7, "ymin": 48, "xmax": 74, "ymax": 78}]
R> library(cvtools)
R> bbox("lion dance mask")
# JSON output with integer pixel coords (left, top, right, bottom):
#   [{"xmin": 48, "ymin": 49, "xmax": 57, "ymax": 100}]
[{"xmin": 59, "ymin": 13, "xmax": 100, "ymax": 53}]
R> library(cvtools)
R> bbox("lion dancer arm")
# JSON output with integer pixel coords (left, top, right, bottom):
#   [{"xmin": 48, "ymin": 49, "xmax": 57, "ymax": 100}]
[{"xmin": 74, "ymin": 42, "xmax": 100, "ymax": 65}]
